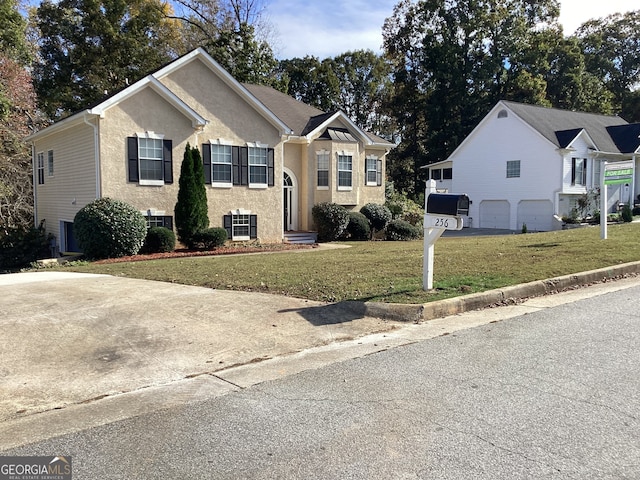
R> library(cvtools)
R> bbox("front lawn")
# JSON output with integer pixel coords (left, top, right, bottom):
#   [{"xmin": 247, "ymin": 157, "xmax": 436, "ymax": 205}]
[{"xmin": 56, "ymin": 223, "xmax": 640, "ymax": 304}]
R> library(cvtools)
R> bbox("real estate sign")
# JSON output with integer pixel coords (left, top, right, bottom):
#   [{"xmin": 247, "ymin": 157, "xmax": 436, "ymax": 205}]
[{"xmin": 604, "ymin": 160, "xmax": 634, "ymax": 185}]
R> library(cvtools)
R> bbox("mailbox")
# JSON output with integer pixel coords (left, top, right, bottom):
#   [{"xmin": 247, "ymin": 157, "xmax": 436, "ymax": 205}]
[{"xmin": 426, "ymin": 193, "xmax": 470, "ymax": 216}]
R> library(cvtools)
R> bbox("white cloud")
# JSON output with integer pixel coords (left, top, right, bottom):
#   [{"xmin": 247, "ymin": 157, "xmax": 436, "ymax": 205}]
[{"xmin": 558, "ymin": 0, "xmax": 637, "ymax": 34}]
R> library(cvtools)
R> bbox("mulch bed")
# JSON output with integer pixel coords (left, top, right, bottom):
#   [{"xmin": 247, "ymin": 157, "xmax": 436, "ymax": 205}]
[{"xmin": 93, "ymin": 243, "xmax": 316, "ymax": 264}]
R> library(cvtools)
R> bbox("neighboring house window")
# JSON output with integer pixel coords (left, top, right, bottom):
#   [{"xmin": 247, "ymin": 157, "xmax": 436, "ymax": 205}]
[
  {"xmin": 593, "ymin": 159, "xmax": 601, "ymax": 186},
  {"xmin": 127, "ymin": 134, "xmax": 173, "ymax": 186},
  {"xmin": 338, "ymin": 153, "xmax": 353, "ymax": 189},
  {"xmin": 47, "ymin": 150, "xmax": 54, "ymax": 177},
  {"xmin": 443, "ymin": 168, "xmax": 452, "ymax": 180},
  {"xmin": 249, "ymin": 146, "xmax": 268, "ymax": 186},
  {"xmin": 365, "ymin": 156, "xmax": 382, "ymax": 186},
  {"xmin": 506, "ymin": 160, "xmax": 521, "ymax": 178},
  {"xmin": 431, "ymin": 169, "xmax": 442, "ymax": 180},
  {"xmin": 37, "ymin": 152, "xmax": 45, "ymax": 185},
  {"xmin": 571, "ymin": 157, "xmax": 587, "ymax": 186},
  {"xmin": 223, "ymin": 210, "xmax": 258, "ymax": 241},
  {"xmin": 317, "ymin": 151, "xmax": 329, "ymax": 188}
]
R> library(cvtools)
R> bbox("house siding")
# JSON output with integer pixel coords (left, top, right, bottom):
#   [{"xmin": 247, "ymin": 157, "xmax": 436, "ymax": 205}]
[
  {"xmin": 33, "ymin": 122, "xmax": 97, "ymax": 250},
  {"xmin": 451, "ymin": 107, "xmax": 562, "ymax": 230}
]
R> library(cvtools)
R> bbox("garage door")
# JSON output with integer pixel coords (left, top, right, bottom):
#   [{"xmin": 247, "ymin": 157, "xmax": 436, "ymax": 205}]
[
  {"xmin": 517, "ymin": 200, "xmax": 553, "ymax": 232},
  {"xmin": 479, "ymin": 200, "xmax": 510, "ymax": 229}
]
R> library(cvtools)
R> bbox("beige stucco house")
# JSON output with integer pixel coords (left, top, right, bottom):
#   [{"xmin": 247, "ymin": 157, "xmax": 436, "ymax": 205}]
[{"xmin": 28, "ymin": 48, "xmax": 393, "ymax": 252}]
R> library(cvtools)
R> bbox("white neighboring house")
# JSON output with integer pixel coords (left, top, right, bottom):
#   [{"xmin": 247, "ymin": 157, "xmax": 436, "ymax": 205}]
[
  {"xmin": 448, "ymin": 100, "xmax": 640, "ymax": 231},
  {"xmin": 424, "ymin": 159, "xmax": 453, "ymax": 193}
]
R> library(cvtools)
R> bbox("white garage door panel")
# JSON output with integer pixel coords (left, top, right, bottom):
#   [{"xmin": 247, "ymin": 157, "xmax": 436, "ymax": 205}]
[
  {"xmin": 479, "ymin": 200, "xmax": 510, "ymax": 229},
  {"xmin": 517, "ymin": 200, "xmax": 553, "ymax": 231}
]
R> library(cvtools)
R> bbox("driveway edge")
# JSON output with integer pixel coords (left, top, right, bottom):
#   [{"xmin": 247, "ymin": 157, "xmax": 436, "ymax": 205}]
[{"xmin": 364, "ymin": 261, "xmax": 640, "ymax": 323}]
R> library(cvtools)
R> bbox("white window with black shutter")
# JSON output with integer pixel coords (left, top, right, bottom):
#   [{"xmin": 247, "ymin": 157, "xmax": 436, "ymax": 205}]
[
  {"xmin": 224, "ymin": 209, "xmax": 257, "ymax": 241},
  {"xmin": 365, "ymin": 155, "xmax": 382, "ymax": 186},
  {"xmin": 36, "ymin": 151, "xmax": 45, "ymax": 185},
  {"xmin": 203, "ymin": 142, "xmax": 274, "ymax": 189},
  {"xmin": 140, "ymin": 210, "xmax": 174, "ymax": 230},
  {"xmin": 127, "ymin": 132, "xmax": 173, "ymax": 186},
  {"xmin": 202, "ymin": 139, "xmax": 233, "ymax": 187}
]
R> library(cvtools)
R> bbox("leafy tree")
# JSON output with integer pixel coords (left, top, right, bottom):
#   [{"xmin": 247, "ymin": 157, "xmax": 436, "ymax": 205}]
[
  {"xmin": 175, "ymin": 143, "xmax": 209, "ymax": 246},
  {"xmin": 0, "ymin": 55, "xmax": 42, "ymax": 233},
  {"xmin": 33, "ymin": 0, "xmax": 183, "ymax": 119},
  {"xmin": 331, "ymin": 50, "xmax": 392, "ymax": 135},
  {"xmin": 576, "ymin": 11, "xmax": 640, "ymax": 116},
  {"xmin": 277, "ymin": 56, "xmax": 339, "ymax": 111},
  {"xmin": 173, "ymin": 0, "xmax": 281, "ymax": 87},
  {"xmin": 382, "ymin": 0, "xmax": 561, "ymax": 198},
  {"xmin": 0, "ymin": 0, "xmax": 31, "ymax": 64}
]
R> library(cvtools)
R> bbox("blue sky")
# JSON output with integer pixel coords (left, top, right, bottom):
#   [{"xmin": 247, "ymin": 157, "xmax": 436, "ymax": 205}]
[{"xmin": 268, "ymin": 0, "xmax": 639, "ymax": 59}]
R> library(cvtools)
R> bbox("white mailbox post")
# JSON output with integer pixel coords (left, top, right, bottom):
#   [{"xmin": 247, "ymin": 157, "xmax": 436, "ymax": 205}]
[{"xmin": 423, "ymin": 180, "xmax": 469, "ymax": 290}]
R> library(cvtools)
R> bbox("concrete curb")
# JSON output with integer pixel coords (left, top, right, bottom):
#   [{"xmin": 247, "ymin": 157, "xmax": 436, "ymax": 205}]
[{"xmin": 363, "ymin": 260, "xmax": 640, "ymax": 323}]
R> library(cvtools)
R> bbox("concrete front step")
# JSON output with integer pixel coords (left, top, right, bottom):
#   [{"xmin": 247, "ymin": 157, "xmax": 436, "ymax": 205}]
[{"xmin": 284, "ymin": 232, "xmax": 318, "ymax": 244}]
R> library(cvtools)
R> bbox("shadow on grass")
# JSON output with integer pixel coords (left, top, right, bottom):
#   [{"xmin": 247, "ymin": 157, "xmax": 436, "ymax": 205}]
[
  {"xmin": 526, "ymin": 243, "xmax": 561, "ymax": 248},
  {"xmin": 278, "ymin": 301, "xmax": 370, "ymax": 326}
]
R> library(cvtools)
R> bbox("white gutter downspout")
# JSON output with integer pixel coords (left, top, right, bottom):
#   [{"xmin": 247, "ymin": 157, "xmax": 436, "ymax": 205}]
[{"xmin": 83, "ymin": 114, "xmax": 101, "ymax": 198}]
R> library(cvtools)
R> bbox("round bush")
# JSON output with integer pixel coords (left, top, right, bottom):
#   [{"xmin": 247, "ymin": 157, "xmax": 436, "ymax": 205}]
[
  {"xmin": 345, "ymin": 211, "xmax": 370, "ymax": 240},
  {"xmin": 140, "ymin": 227, "xmax": 176, "ymax": 254},
  {"xmin": 191, "ymin": 227, "xmax": 228, "ymax": 250},
  {"xmin": 312, "ymin": 202, "xmax": 349, "ymax": 242},
  {"xmin": 73, "ymin": 198, "xmax": 147, "ymax": 259},
  {"xmin": 385, "ymin": 219, "xmax": 422, "ymax": 241},
  {"xmin": 360, "ymin": 203, "xmax": 392, "ymax": 235}
]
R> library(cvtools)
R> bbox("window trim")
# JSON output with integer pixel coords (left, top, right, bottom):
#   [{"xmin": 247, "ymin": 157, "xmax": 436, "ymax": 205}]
[
  {"xmin": 36, "ymin": 151, "xmax": 45, "ymax": 185},
  {"xmin": 506, "ymin": 160, "xmax": 521, "ymax": 179},
  {"xmin": 209, "ymin": 139, "xmax": 233, "ymax": 188},
  {"xmin": 224, "ymin": 209, "xmax": 257, "ymax": 241},
  {"xmin": 337, "ymin": 151, "xmax": 353, "ymax": 191},
  {"xmin": 248, "ymin": 142, "xmax": 269, "ymax": 189},
  {"xmin": 365, "ymin": 156, "xmax": 379, "ymax": 186},
  {"xmin": 316, "ymin": 150, "xmax": 330, "ymax": 190},
  {"xmin": 137, "ymin": 132, "xmax": 165, "ymax": 186},
  {"xmin": 571, "ymin": 157, "xmax": 587, "ymax": 186},
  {"xmin": 47, "ymin": 150, "xmax": 54, "ymax": 177}
]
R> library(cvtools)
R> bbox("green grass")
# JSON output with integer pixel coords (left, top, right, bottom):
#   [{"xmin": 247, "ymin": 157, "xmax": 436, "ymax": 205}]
[{"xmin": 53, "ymin": 223, "xmax": 640, "ymax": 304}]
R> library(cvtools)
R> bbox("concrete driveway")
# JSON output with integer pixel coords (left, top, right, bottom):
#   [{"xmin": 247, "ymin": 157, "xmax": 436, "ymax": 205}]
[{"xmin": 0, "ymin": 272, "xmax": 400, "ymax": 425}]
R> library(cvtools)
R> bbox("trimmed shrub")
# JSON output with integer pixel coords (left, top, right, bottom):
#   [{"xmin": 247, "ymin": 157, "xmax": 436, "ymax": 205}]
[
  {"xmin": 312, "ymin": 202, "xmax": 349, "ymax": 242},
  {"xmin": 140, "ymin": 227, "xmax": 176, "ymax": 254},
  {"xmin": 73, "ymin": 198, "xmax": 147, "ymax": 259},
  {"xmin": 345, "ymin": 211, "xmax": 370, "ymax": 240},
  {"xmin": 0, "ymin": 224, "xmax": 51, "ymax": 270},
  {"xmin": 385, "ymin": 219, "xmax": 422, "ymax": 241},
  {"xmin": 633, "ymin": 206, "xmax": 640, "ymax": 216},
  {"xmin": 622, "ymin": 204, "xmax": 633, "ymax": 223},
  {"xmin": 191, "ymin": 227, "xmax": 227, "ymax": 250},
  {"xmin": 385, "ymin": 194, "xmax": 424, "ymax": 226},
  {"xmin": 360, "ymin": 203, "xmax": 392, "ymax": 237}
]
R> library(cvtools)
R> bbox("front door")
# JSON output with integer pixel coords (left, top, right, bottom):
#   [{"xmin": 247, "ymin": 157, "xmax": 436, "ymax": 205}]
[{"xmin": 283, "ymin": 171, "xmax": 297, "ymax": 231}]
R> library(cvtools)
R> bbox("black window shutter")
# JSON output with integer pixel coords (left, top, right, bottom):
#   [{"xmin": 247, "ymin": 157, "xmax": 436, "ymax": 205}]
[
  {"xmin": 571, "ymin": 158, "xmax": 576, "ymax": 185},
  {"xmin": 582, "ymin": 160, "xmax": 587, "ymax": 185},
  {"xmin": 232, "ymin": 147, "xmax": 241, "ymax": 186},
  {"xmin": 163, "ymin": 139, "xmax": 173, "ymax": 184},
  {"xmin": 249, "ymin": 215, "xmax": 257, "ymax": 239},
  {"xmin": 127, "ymin": 137, "xmax": 139, "ymax": 182},
  {"xmin": 223, "ymin": 215, "xmax": 232, "ymax": 238},
  {"xmin": 240, "ymin": 147, "xmax": 249, "ymax": 185},
  {"xmin": 377, "ymin": 159, "xmax": 383, "ymax": 186},
  {"xmin": 202, "ymin": 144, "xmax": 212, "ymax": 184},
  {"xmin": 163, "ymin": 216, "xmax": 173, "ymax": 230},
  {"xmin": 267, "ymin": 148, "xmax": 275, "ymax": 186}
]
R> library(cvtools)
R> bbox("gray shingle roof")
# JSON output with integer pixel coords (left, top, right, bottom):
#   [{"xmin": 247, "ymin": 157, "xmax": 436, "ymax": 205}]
[
  {"xmin": 242, "ymin": 84, "xmax": 325, "ymax": 135},
  {"xmin": 243, "ymin": 83, "xmax": 394, "ymax": 146},
  {"xmin": 503, "ymin": 101, "xmax": 628, "ymax": 153}
]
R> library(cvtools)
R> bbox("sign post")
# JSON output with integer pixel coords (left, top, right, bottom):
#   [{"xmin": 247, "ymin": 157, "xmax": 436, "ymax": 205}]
[
  {"xmin": 423, "ymin": 180, "xmax": 468, "ymax": 290},
  {"xmin": 601, "ymin": 160, "xmax": 634, "ymax": 240}
]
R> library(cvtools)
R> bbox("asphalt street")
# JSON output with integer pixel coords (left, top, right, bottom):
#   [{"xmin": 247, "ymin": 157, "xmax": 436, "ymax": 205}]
[{"xmin": 3, "ymin": 281, "xmax": 639, "ymax": 479}]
